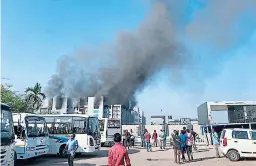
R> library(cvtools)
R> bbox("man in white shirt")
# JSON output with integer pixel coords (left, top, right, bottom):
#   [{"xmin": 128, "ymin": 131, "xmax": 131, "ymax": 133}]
[
  {"xmin": 65, "ymin": 134, "xmax": 78, "ymax": 166},
  {"xmin": 159, "ymin": 129, "xmax": 164, "ymax": 149}
]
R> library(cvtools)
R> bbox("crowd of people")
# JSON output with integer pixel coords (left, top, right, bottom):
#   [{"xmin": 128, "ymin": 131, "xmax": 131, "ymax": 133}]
[
  {"xmin": 122, "ymin": 129, "xmax": 135, "ymax": 149},
  {"xmin": 171, "ymin": 127, "xmax": 198, "ymax": 164},
  {"xmin": 108, "ymin": 127, "xmax": 204, "ymax": 165},
  {"xmin": 64, "ymin": 127, "xmax": 219, "ymax": 166}
]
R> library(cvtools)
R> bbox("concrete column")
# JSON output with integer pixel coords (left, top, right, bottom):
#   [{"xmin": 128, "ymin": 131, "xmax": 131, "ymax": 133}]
[
  {"xmin": 52, "ymin": 96, "xmax": 57, "ymax": 110},
  {"xmin": 243, "ymin": 106, "xmax": 247, "ymax": 122},
  {"xmin": 62, "ymin": 97, "xmax": 67, "ymax": 110}
]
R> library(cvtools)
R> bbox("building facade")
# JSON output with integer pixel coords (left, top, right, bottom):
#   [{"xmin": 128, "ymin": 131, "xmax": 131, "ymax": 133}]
[
  {"xmin": 40, "ymin": 96, "xmax": 146, "ymax": 125},
  {"xmin": 197, "ymin": 101, "xmax": 256, "ymax": 125}
]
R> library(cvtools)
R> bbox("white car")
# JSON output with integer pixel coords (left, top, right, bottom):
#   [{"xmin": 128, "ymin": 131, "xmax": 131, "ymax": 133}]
[{"xmin": 219, "ymin": 128, "xmax": 256, "ymax": 161}]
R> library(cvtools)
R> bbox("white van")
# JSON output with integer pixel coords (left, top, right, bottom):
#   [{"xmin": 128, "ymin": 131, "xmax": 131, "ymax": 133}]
[{"xmin": 219, "ymin": 128, "xmax": 256, "ymax": 161}]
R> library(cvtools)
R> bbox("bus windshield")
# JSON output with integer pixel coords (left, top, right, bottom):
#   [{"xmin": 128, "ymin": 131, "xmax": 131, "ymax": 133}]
[
  {"xmin": 99, "ymin": 119, "xmax": 105, "ymax": 131},
  {"xmin": 73, "ymin": 116, "xmax": 87, "ymax": 134},
  {"xmin": 1, "ymin": 106, "xmax": 15, "ymax": 146},
  {"xmin": 26, "ymin": 116, "xmax": 48, "ymax": 137},
  {"xmin": 108, "ymin": 120, "xmax": 120, "ymax": 128}
]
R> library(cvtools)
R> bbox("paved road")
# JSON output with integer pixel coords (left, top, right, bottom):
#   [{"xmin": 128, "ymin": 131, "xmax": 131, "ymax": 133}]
[{"xmin": 17, "ymin": 145, "xmax": 255, "ymax": 166}]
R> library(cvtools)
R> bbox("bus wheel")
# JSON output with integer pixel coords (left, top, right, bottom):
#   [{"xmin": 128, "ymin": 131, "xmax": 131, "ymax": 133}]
[{"xmin": 59, "ymin": 145, "xmax": 67, "ymax": 158}]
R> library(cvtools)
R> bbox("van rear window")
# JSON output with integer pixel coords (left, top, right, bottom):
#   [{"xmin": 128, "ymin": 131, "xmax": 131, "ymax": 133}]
[{"xmin": 220, "ymin": 130, "xmax": 226, "ymax": 139}]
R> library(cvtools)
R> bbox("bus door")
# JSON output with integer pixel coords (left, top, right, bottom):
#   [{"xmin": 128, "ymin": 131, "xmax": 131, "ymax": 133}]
[
  {"xmin": 13, "ymin": 114, "xmax": 26, "ymax": 154},
  {"xmin": 99, "ymin": 119, "xmax": 106, "ymax": 141}
]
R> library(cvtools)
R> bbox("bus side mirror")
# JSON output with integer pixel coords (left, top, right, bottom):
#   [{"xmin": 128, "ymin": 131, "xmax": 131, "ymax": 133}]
[{"xmin": 84, "ymin": 128, "xmax": 88, "ymax": 134}]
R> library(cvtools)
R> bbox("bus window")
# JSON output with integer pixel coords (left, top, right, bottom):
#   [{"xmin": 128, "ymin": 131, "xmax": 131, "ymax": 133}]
[
  {"xmin": 54, "ymin": 116, "xmax": 73, "ymax": 134},
  {"xmin": 107, "ymin": 120, "xmax": 120, "ymax": 128},
  {"xmin": 73, "ymin": 116, "xmax": 87, "ymax": 134},
  {"xmin": 251, "ymin": 123, "xmax": 256, "ymax": 130},
  {"xmin": 1, "ymin": 108, "xmax": 15, "ymax": 145},
  {"xmin": 45, "ymin": 117, "xmax": 55, "ymax": 134}
]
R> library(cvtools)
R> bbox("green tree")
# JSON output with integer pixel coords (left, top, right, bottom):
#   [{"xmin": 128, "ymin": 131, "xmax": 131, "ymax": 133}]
[
  {"xmin": 1, "ymin": 84, "xmax": 28, "ymax": 112},
  {"xmin": 25, "ymin": 82, "xmax": 46, "ymax": 111}
]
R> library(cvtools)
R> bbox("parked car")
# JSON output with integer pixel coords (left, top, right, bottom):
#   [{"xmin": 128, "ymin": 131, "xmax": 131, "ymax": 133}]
[{"xmin": 219, "ymin": 128, "xmax": 256, "ymax": 161}]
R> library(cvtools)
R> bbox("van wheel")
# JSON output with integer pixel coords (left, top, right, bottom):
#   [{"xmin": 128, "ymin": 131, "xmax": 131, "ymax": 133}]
[
  {"xmin": 227, "ymin": 150, "xmax": 240, "ymax": 161},
  {"xmin": 101, "ymin": 143, "xmax": 105, "ymax": 147},
  {"xmin": 59, "ymin": 145, "xmax": 67, "ymax": 158}
]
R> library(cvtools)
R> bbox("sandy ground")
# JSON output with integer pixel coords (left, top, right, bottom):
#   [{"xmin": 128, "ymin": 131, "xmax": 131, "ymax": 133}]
[{"xmin": 17, "ymin": 145, "xmax": 255, "ymax": 166}]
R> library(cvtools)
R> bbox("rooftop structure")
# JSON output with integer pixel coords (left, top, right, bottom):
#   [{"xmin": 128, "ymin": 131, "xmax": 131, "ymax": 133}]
[{"xmin": 197, "ymin": 101, "xmax": 256, "ymax": 125}]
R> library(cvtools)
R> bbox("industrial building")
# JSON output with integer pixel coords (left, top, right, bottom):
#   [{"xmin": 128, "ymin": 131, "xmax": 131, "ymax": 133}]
[{"xmin": 39, "ymin": 96, "xmax": 146, "ymax": 125}]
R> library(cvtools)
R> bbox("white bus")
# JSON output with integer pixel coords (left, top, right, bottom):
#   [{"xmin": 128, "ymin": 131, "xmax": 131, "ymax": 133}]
[
  {"xmin": 99, "ymin": 118, "xmax": 121, "ymax": 146},
  {"xmin": 1, "ymin": 104, "xmax": 16, "ymax": 166},
  {"xmin": 43, "ymin": 114, "xmax": 101, "ymax": 157},
  {"xmin": 13, "ymin": 113, "xmax": 49, "ymax": 160}
]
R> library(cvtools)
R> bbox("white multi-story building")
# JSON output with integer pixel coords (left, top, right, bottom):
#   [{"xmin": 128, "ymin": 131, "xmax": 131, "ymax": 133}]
[
  {"xmin": 39, "ymin": 96, "xmax": 83, "ymax": 114},
  {"xmin": 40, "ymin": 96, "xmax": 146, "ymax": 125}
]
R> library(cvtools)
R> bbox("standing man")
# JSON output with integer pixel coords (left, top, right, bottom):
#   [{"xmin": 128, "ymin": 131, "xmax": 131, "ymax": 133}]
[
  {"xmin": 141, "ymin": 129, "xmax": 146, "ymax": 147},
  {"xmin": 159, "ymin": 129, "xmax": 164, "ymax": 149},
  {"xmin": 124, "ymin": 130, "xmax": 131, "ymax": 150},
  {"xmin": 108, "ymin": 133, "xmax": 131, "ymax": 166},
  {"xmin": 212, "ymin": 128, "xmax": 220, "ymax": 158},
  {"xmin": 152, "ymin": 130, "xmax": 158, "ymax": 147},
  {"xmin": 65, "ymin": 134, "xmax": 78, "ymax": 166},
  {"xmin": 171, "ymin": 130, "xmax": 176, "ymax": 146},
  {"xmin": 130, "ymin": 129, "xmax": 135, "ymax": 148},
  {"xmin": 180, "ymin": 130, "xmax": 187, "ymax": 162},
  {"xmin": 191, "ymin": 129, "xmax": 198, "ymax": 150},
  {"xmin": 173, "ymin": 130, "xmax": 181, "ymax": 164},
  {"xmin": 163, "ymin": 130, "xmax": 167, "ymax": 149},
  {"xmin": 144, "ymin": 129, "xmax": 152, "ymax": 152}
]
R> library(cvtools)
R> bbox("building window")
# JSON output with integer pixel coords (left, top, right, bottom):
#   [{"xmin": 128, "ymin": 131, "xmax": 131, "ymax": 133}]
[{"xmin": 56, "ymin": 96, "xmax": 63, "ymax": 109}]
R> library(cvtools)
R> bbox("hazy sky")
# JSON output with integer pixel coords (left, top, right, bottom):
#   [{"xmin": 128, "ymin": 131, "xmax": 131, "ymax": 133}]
[{"xmin": 2, "ymin": 0, "xmax": 256, "ymax": 122}]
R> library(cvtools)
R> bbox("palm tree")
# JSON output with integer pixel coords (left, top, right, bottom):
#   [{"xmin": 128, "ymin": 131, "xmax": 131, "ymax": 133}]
[{"xmin": 25, "ymin": 83, "xmax": 46, "ymax": 111}]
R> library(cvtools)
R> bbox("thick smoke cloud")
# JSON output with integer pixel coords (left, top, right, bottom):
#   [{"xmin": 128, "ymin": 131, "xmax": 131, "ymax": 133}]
[
  {"xmin": 185, "ymin": 0, "xmax": 256, "ymax": 49},
  {"xmin": 45, "ymin": 0, "xmax": 256, "ymax": 107}
]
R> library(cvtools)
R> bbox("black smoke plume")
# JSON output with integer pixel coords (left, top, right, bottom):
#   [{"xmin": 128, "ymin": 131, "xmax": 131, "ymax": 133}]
[{"xmin": 45, "ymin": 0, "xmax": 256, "ymax": 107}]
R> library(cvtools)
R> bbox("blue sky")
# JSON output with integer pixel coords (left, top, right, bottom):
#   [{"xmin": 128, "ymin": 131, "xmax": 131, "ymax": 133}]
[{"xmin": 2, "ymin": 0, "xmax": 256, "ymax": 122}]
